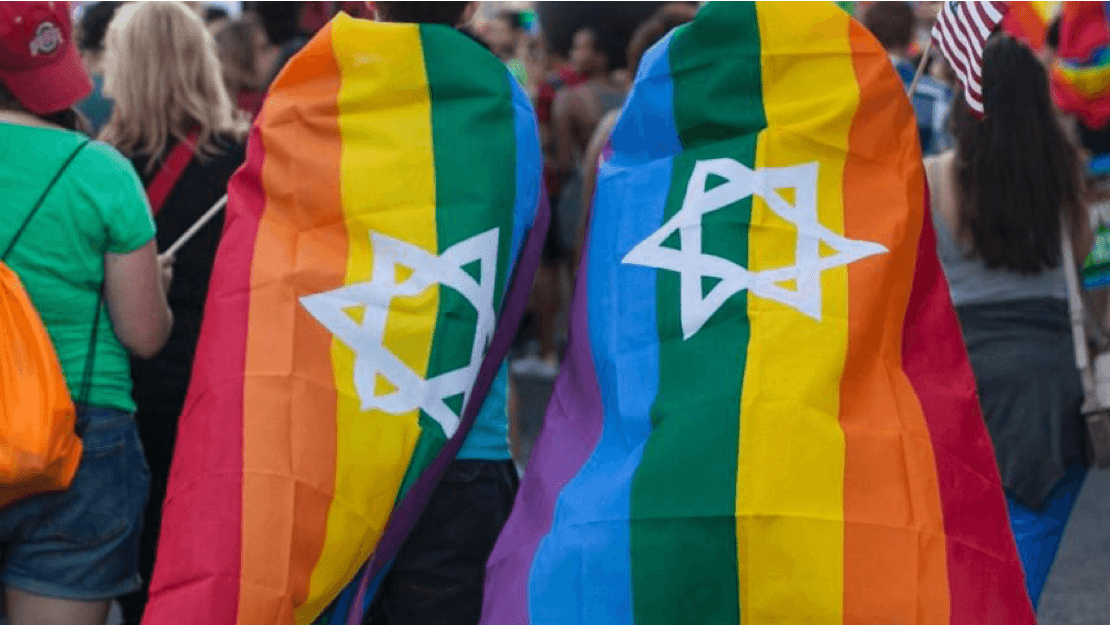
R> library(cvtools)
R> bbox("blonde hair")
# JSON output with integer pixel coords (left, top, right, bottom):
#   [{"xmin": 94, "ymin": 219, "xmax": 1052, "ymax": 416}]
[{"xmin": 101, "ymin": 1, "xmax": 247, "ymax": 168}]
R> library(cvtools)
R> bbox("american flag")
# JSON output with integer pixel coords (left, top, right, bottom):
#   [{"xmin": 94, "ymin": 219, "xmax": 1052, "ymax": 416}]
[{"xmin": 931, "ymin": 1, "xmax": 1011, "ymax": 117}]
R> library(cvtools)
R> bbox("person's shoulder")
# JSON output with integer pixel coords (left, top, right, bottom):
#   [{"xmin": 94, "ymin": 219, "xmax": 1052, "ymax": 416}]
[
  {"xmin": 76, "ymin": 139, "xmax": 140, "ymax": 178},
  {"xmin": 64, "ymin": 140, "xmax": 150, "ymax": 228}
]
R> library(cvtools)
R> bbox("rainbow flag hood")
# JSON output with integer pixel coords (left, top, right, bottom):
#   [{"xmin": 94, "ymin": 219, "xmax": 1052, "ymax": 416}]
[
  {"xmin": 482, "ymin": 4, "xmax": 1035, "ymax": 625},
  {"xmin": 143, "ymin": 14, "xmax": 545, "ymax": 625}
]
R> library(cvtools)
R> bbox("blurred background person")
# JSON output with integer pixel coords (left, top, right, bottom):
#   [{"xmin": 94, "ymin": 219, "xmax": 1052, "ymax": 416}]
[
  {"xmin": 253, "ymin": 1, "xmax": 307, "ymax": 85},
  {"xmin": 912, "ymin": 1, "xmax": 943, "ymax": 54},
  {"xmin": 98, "ymin": 2, "xmax": 249, "ymax": 622},
  {"xmin": 0, "ymin": 3, "xmax": 173, "ymax": 624},
  {"xmin": 485, "ymin": 9, "xmax": 531, "ymax": 86},
  {"xmin": 534, "ymin": 43, "xmax": 584, "ymax": 203},
  {"xmin": 234, "ymin": 0, "xmax": 375, "ymax": 88},
  {"xmin": 75, "ymin": 1, "xmax": 123, "ymax": 136},
  {"xmin": 213, "ymin": 16, "xmax": 268, "ymax": 118},
  {"xmin": 513, "ymin": 23, "xmax": 626, "ymax": 379},
  {"xmin": 925, "ymin": 35, "xmax": 1091, "ymax": 610},
  {"xmin": 862, "ymin": 1, "xmax": 954, "ymax": 156},
  {"xmin": 240, "ymin": 0, "xmax": 295, "ymax": 86}
]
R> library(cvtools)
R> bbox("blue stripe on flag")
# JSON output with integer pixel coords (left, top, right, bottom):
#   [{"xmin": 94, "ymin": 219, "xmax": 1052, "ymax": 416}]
[
  {"xmin": 526, "ymin": 33, "xmax": 681, "ymax": 625},
  {"xmin": 509, "ymin": 72, "xmax": 541, "ymax": 275}
]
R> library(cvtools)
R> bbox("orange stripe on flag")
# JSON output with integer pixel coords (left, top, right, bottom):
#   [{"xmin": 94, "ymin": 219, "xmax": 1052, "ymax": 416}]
[
  {"xmin": 239, "ymin": 24, "xmax": 345, "ymax": 625},
  {"xmin": 840, "ymin": 20, "xmax": 950, "ymax": 625}
]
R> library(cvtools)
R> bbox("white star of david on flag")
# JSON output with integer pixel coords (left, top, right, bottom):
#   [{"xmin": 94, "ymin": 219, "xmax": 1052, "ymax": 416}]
[
  {"xmin": 622, "ymin": 158, "xmax": 888, "ymax": 340},
  {"xmin": 299, "ymin": 229, "xmax": 499, "ymax": 437}
]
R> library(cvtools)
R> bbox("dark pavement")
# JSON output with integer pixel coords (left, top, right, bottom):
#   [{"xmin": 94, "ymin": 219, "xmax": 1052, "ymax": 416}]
[{"xmin": 1039, "ymin": 468, "xmax": 1110, "ymax": 625}]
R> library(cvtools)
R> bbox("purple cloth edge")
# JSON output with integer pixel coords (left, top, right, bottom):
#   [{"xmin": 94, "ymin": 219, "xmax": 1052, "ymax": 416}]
[
  {"xmin": 477, "ymin": 208, "xmax": 608, "ymax": 625},
  {"xmin": 344, "ymin": 190, "xmax": 551, "ymax": 625}
]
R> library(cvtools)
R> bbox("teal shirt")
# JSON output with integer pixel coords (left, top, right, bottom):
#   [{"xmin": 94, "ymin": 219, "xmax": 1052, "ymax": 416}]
[
  {"xmin": 457, "ymin": 361, "xmax": 511, "ymax": 460},
  {"xmin": 76, "ymin": 74, "xmax": 115, "ymax": 137}
]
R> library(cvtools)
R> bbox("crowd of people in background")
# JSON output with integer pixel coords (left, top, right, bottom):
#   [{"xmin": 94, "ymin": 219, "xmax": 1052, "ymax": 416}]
[{"xmin": 0, "ymin": 1, "xmax": 1108, "ymax": 624}]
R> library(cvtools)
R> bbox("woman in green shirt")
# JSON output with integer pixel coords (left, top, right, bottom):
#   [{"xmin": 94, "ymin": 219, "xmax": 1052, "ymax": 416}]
[{"xmin": 0, "ymin": 3, "xmax": 172, "ymax": 625}]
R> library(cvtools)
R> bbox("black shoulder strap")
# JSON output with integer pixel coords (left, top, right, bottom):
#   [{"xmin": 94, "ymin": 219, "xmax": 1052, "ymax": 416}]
[
  {"xmin": 2, "ymin": 137, "xmax": 99, "ymax": 424},
  {"xmin": 3, "ymin": 139, "xmax": 91, "ymax": 261}
]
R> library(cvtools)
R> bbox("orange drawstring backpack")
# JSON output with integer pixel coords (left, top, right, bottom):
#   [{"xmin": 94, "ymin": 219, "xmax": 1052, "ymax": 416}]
[{"xmin": 0, "ymin": 141, "xmax": 90, "ymax": 507}]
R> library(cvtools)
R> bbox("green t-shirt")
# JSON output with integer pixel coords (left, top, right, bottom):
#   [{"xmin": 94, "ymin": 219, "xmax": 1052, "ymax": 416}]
[{"xmin": 0, "ymin": 123, "xmax": 155, "ymax": 412}]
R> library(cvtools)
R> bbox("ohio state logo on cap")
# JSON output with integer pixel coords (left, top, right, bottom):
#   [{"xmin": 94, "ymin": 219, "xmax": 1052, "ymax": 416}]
[{"xmin": 29, "ymin": 22, "xmax": 63, "ymax": 57}]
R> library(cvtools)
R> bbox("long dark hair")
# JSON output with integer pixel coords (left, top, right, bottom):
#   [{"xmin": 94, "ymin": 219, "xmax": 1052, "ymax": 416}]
[{"xmin": 952, "ymin": 34, "xmax": 1084, "ymax": 273}]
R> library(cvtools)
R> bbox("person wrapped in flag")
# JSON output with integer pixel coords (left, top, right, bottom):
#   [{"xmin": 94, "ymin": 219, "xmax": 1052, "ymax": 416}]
[
  {"xmin": 482, "ymin": 3, "xmax": 1036, "ymax": 625},
  {"xmin": 140, "ymin": 3, "xmax": 548, "ymax": 625}
]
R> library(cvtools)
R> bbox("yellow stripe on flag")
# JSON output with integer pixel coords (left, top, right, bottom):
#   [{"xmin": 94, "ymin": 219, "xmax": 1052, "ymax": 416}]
[
  {"xmin": 736, "ymin": 5, "xmax": 856, "ymax": 623},
  {"xmin": 1032, "ymin": 1, "xmax": 1061, "ymax": 21},
  {"xmin": 297, "ymin": 18, "xmax": 439, "ymax": 623}
]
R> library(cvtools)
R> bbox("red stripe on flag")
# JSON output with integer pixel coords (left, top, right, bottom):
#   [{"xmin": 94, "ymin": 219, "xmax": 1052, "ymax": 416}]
[
  {"xmin": 956, "ymin": 7, "xmax": 985, "ymax": 63},
  {"xmin": 947, "ymin": 9, "xmax": 984, "ymax": 87},
  {"xmin": 143, "ymin": 115, "xmax": 267, "ymax": 625},
  {"xmin": 937, "ymin": 16, "xmax": 976, "ymax": 94},
  {"xmin": 902, "ymin": 197, "xmax": 1037, "ymax": 625},
  {"xmin": 968, "ymin": 3, "xmax": 993, "ymax": 41}
]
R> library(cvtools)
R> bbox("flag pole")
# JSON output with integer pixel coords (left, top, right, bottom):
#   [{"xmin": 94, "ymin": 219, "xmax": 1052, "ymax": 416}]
[
  {"xmin": 159, "ymin": 194, "xmax": 227, "ymax": 262},
  {"xmin": 907, "ymin": 37, "xmax": 934, "ymax": 98}
]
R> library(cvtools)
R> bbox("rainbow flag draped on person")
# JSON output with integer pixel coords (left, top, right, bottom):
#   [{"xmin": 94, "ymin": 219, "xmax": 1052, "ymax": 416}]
[
  {"xmin": 142, "ymin": 13, "xmax": 545, "ymax": 625},
  {"xmin": 481, "ymin": 3, "xmax": 1035, "ymax": 625},
  {"xmin": 1051, "ymin": 1, "xmax": 1110, "ymax": 129}
]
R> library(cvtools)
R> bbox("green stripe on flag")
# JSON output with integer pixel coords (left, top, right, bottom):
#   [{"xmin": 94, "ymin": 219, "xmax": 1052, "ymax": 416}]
[
  {"xmin": 420, "ymin": 24, "xmax": 517, "ymax": 308},
  {"xmin": 629, "ymin": 4, "xmax": 767, "ymax": 625},
  {"xmin": 394, "ymin": 25, "xmax": 518, "ymax": 502}
]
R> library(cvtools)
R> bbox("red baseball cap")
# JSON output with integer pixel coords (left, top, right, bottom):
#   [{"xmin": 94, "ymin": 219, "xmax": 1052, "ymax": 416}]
[{"xmin": 0, "ymin": 2, "xmax": 92, "ymax": 114}]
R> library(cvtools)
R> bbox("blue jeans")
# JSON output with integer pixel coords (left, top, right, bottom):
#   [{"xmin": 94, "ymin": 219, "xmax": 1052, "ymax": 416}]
[
  {"xmin": 0, "ymin": 406, "xmax": 150, "ymax": 600},
  {"xmin": 1007, "ymin": 462, "xmax": 1088, "ymax": 609}
]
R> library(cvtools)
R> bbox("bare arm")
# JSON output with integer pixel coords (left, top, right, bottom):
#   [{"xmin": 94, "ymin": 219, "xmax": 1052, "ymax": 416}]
[
  {"xmin": 104, "ymin": 240, "xmax": 173, "ymax": 359},
  {"xmin": 551, "ymin": 89, "xmax": 580, "ymax": 177}
]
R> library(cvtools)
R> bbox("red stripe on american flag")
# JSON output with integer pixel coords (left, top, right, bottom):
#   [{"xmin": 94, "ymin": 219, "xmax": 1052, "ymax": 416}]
[
  {"xmin": 936, "ymin": 10, "xmax": 976, "ymax": 93},
  {"xmin": 931, "ymin": 1, "xmax": 1010, "ymax": 116}
]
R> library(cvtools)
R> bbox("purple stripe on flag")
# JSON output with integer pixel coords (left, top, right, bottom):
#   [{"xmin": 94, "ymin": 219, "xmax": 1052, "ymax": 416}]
[{"xmin": 479, "ymin": 213, "xmax": 607, "ymax": 625}]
